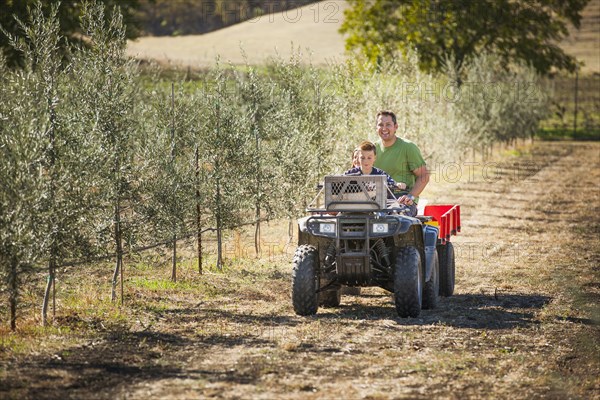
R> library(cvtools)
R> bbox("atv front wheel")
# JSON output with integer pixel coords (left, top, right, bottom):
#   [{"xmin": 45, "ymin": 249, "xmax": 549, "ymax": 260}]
[
  {"xmin": 292, "ymin": 245, "xmax": 319, "ymax": 315},
  {"xmin": 394, "ymin": 246, "xmax": 422, "ymax": 318},
  {"xmin": 438, "ymin": 242, "xmax": 455, "ymax": 297}
]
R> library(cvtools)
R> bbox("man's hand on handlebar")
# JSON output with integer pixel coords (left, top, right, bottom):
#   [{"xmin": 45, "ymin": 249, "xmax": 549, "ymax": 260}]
[{"xmin": 397, "ymin": 193, "xmax": 415, "ymax": 205}]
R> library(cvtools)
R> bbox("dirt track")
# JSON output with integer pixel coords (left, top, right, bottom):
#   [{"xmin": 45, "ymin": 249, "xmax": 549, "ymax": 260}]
[{"xmin": 1, "ymin": 141, "xmax": 599, "ymax": 399}]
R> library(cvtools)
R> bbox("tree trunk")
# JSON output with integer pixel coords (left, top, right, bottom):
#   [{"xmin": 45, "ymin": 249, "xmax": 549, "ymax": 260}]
[
  {"xmin": 41, "ymin": 256, "xmax": 56, "ymax": 326},
  {"xmin": 288, "ymin": 218, "xmax": 294, "ymax": 244},
  {"xmin": 216, "ymin": 178, "xmax": 223, "ymax": 270},
  {"xmin": 170, "ymin": 82, "xmax": 177, "ymax": 282},
  {"xmin": 111, "ymin": 199, "xmax": 123, "ymax": 303},
  {"xmin": 9, "ymin": 256, "xmax": 18, "ymax": 331},
  {"xmin": 197, "ymin": 210, "xmax": 202, "ymax": 274},
  {"xmin": 195, "ymin": 145, "xmax": 202, "ymax": 274},
  {"xmin": 171, "ymin": 234, "xmax": 177, "ymax": 282},
  {"xmin": 216, "ymin": 220, "xmax": 223, "ymax": 270},
  {"xmin": 42, "ymin": 92, "xmax": 58, "ymax": 326},
  {"xmin": 254, "ymin": 206, "xmax": 261, "ymax": 256}
]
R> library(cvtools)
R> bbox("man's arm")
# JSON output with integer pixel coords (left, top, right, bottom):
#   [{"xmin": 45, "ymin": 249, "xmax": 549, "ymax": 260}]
[
  {"xmin": 410, "ymin": 165, "xmax": 429, "ymax": 197},
  {"xmin": 398, "ymin": 165, "xmax": 429, "ymax": 205}
]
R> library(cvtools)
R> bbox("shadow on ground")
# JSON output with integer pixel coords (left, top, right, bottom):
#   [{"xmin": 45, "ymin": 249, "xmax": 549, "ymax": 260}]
[
  {"xmin": 0, "ymin": 293, "xmax": 553, "ymax": 399},
  {"xmin": 316, "ymin": 292, "xmax": 552, "ymax": 330}
]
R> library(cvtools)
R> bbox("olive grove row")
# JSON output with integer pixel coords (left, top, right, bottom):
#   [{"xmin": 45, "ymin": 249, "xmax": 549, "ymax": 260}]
[{"xmin": 0, "ymin": 1, "xmax": 548, "ymax": 329}]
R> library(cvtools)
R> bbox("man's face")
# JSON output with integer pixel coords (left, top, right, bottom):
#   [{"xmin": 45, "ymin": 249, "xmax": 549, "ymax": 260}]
[
  {"xmin": 358, "ymin": 150, "xmax": 376, "ymax": 170},
  {"xmin": 376, "ymin": 115, "xmax": 398, "ymax": 143}
]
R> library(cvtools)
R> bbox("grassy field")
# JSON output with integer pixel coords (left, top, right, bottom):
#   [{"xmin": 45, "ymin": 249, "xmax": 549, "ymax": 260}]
[
  {"xmin": 126, "ymin": 0, "xmax": 599, "ymax": 74},
  {"xmin": 559, "ymin": 0, "xmax": 600, "ymax": 74},
  {"xmin": 0, "ymin": 141, "xmax": 598, "ymax": 399},
  {"xmin": 126, "ymin": 1, "xmax": 349, "ymax": 68}
]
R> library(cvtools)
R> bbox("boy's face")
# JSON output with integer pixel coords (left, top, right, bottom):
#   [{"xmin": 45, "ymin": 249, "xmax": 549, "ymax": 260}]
[{"xmin": 358, "ymin": 150, "xmax": 376, "ymax": 170}]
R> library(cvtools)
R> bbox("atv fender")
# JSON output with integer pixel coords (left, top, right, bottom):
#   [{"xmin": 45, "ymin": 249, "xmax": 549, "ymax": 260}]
[
  {"xmin": 423, "ymin": 224, "xmax": 440, "ymax": 282},
  {"xmin": 297, "ymin": 216, "xmax": 310, "ymax": 233}
]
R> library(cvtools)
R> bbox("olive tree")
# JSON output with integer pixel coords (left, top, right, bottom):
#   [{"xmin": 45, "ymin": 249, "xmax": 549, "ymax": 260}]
[
  {"xmin": 69, "ymin": 1, "xmax": 142, "ymax": 302},
  {"xmin": 138, "ymin": 82, "xmax": 199, "ymax": 279},
  {"xmin": 194, "ymin": 63, "xmax": 253, "ymax": 269}
]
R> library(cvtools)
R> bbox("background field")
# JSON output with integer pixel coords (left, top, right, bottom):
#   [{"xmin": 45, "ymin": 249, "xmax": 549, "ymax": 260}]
[
  {"xmin": 126, "ymin": 0, "xmax": 599, "ymax": 73},
  {"xmin": 126, "ymin": 1, "xmax": 349, "ymax": 67}
]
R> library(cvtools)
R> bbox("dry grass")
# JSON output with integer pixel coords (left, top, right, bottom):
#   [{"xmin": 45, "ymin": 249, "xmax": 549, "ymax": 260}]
[
  {"xmin": 126, "ymin": 0, "xmax": 599, "ymax": 74},
  {"xmin": 559, "ymin": 0, "xmax": 600, "ymax": 74},
  {"xmin": 126, "ymin": 0, "xmax": 349, "ymax": 68},
  {"xmin": 0, "ymin": 141, "xmax": 598, "ymax": 399}
]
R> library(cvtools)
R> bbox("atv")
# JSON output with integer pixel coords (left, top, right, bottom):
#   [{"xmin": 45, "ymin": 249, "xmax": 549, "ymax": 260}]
[{"xmin": 291, "ymin": 175, "xmax": 459, "ymax": 318}]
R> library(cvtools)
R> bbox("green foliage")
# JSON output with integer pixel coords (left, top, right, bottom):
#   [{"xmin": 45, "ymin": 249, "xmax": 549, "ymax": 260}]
[
  {"xmin": 341, "ymin": 0, "xmax": 590, "ymax": 76},
  {"xmin": 195, "ymin": 63, "xmax": 254, "ymax": 233},
  {"xmin": 264, "ymin": 52, "xmax": 340, "ymax": 218},
  {"xmin": 0, "ymin": 0, "xmax": 142, "ymax": 68},
  {"xmin": 536, "ymin": 128, "xmax": 600, "ymax": 141},
  {"xmin": 137, "ymin": 83, "xmax": 199, "ymax": 243},
  {"xmin": 453, "ymin": 53, "xmax": 550, "ymax": 149},
  {"xmin": 0, "ymin": 1, "xmax": 96, "ymax": 327},
  {"xmin": 69, "ymin": 1, "xmax": 143, "ymax": 251}
]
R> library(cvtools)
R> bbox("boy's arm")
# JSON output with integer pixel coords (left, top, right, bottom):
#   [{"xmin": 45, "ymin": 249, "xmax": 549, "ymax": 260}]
[{"xmin": 385, "ymin": 173, "xmax": 396, "ymax": 188}]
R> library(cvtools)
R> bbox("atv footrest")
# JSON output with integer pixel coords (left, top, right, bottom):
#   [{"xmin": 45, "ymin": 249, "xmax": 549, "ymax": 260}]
[{"xmin": 337, "ymin": 252, "xmax": 371, "ymax": 285}]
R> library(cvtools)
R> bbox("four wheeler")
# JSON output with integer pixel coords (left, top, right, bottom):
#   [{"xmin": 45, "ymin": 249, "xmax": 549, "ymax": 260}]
[{"xmin": 291, "ymin": 175, "xmax": 459, "ymax": 318}]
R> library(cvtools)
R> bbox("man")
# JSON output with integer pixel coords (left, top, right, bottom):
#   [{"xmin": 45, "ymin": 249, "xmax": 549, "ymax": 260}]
[{"xmin": 373, "ymin": 111, "xmax": 430, "ymax": 216}]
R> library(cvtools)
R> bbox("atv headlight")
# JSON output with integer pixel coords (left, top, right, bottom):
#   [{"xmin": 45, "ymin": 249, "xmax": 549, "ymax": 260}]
[
  {"xmin": 372, "ymin": 223, "xmax": 389, "ymax": 234},
  {"xmin": 319, "ymin": 223, "xmax": 336, "ymax": 234}
]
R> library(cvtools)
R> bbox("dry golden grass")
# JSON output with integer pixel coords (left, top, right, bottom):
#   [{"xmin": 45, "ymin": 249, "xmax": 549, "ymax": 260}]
[
  {"xmin": 560, "ymin": 0, "xmax": 600, "ymax": 73},
  {"xmin": 126, "ymin": 0, "xmax": 349, "ymax": 68},
  {"xmin": 1, "ymin": 141, "xmax": 598, "ymax": 399},
  {"xmin": 127, "ymin": 0, "xmax": 599, "ymax": 74}
]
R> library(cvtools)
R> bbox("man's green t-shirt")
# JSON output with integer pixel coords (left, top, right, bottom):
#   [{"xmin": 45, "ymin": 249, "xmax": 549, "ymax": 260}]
[{"xmin": 374, "ymin": 137, "xmax": 426, "ymax": 190}]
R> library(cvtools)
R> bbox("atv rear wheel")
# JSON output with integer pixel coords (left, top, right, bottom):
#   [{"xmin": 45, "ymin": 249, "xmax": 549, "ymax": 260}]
[
  {"xmin": 292, "ymin": 245, "xmax": 319, "ymax": 315},
  {"xmin": 438, "ymin": 242, "xmax": 455, "ymax": 297},
  {"xmin": 422, "ymin": 250, "xmax": 439, "ymax": 309},
  {"xmin": 394, "ymin": 246, "xmax": 422, "ymax": 318}
]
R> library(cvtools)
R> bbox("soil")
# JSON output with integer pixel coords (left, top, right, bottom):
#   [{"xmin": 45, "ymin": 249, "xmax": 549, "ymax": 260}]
[{"xmin": 0, "ymin": 141, "xmax": 599, "ymax": 399}]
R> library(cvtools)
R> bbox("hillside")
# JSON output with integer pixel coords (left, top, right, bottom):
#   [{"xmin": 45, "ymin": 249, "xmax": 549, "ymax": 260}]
[
  {"xmin": 560, "ymin": 0, "xmax": 600, "ymax": 73},
  {"xmin": 126, "ymin": 0, "xmax": 599, "ymax": 73},
  {"xmin": 126, "ymin": 0, "xmax": 348, "ymax": 67}
]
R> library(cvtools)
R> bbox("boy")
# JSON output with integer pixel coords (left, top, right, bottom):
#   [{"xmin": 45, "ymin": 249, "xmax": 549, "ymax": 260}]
[{"xmin": 344, "ymin": 141, "xmax": 406, "ymax": 193}]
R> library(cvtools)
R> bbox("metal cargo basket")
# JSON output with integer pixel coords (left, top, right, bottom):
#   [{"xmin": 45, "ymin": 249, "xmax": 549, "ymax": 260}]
[{"xmin": 324, "ymin": 175, "xmax": 387, "ymax": 211}]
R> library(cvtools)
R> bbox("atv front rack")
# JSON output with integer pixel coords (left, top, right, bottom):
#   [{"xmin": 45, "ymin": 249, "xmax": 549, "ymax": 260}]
[{"xmin": 307, "ymin": 175, "xmax": 389, "ymax": 212}]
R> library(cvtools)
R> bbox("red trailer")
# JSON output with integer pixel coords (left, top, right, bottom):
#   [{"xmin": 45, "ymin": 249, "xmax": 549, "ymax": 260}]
[{"xmin": 422, "ymin": 204, "xmax": 460, "ymax": 296}]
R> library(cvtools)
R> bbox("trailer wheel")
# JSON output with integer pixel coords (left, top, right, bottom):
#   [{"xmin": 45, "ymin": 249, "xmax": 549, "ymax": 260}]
[
  {"xmin": 292, "ymin": 245, "xmax": 319, "ymax": 315},
  {"xmin": 394, "ymin": 246, "xmax": 422, "ymax": 318},
  {"xmin": 422, "ymin": 250, "xmax": 439, "ymax": 309},
  {"xmin": 438, "ymin": 242, "xmax": 455, "ymax": 297}
]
